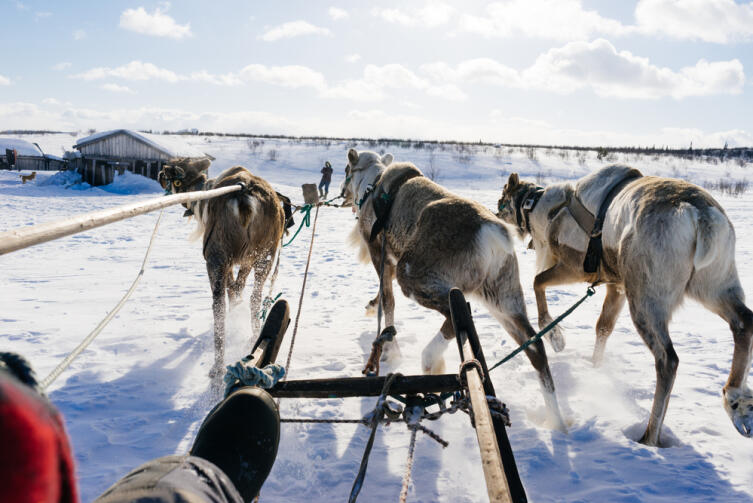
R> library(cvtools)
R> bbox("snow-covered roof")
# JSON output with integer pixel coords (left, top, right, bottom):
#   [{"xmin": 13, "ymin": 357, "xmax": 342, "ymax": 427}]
[
  {"xmin": 0, "ymin": 137, "xmax": 44, "ymax": 157},
  {"xmin": 74, "ymin": 129, "xmax": 207, "ymax": 158}
]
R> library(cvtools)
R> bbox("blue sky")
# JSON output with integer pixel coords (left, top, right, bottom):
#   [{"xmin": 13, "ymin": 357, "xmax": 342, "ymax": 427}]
[{"xmin": 1, "ymin": 0, "xmax": 752, "ymax": 147}]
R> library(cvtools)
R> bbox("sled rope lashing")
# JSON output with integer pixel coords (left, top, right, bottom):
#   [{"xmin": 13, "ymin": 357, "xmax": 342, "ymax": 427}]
[
  {"xmin": 487, "ymin": 284, "xmax": 597, "ymax": 373},
  {"xmin": 40, "ymin": 210, "xmax": 165, "ymax": 390}
]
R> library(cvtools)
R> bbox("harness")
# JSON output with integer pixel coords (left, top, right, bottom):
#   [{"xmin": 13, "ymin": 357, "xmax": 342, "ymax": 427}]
[
  {"xmin": 368, "ymin": 168, "xmax": 423, "ymax": 242},
  {"xmin": 581, "ymin": 170, "xmax": 642, "ymax": 274},
  {"xmin": 513, "ymin": 186, "xmax": 545, "ymax": 233}
]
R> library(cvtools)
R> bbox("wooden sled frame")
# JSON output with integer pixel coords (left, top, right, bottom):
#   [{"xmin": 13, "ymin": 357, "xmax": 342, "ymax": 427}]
[{"xmin": 244, "ymin": 288, "xmax": 526, "ymax": 503}]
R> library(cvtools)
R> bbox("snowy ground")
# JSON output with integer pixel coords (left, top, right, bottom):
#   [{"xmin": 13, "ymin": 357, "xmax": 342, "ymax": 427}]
[{"xmin": 2, "ymin": 134, "xmax": 753, "ymax": 502}]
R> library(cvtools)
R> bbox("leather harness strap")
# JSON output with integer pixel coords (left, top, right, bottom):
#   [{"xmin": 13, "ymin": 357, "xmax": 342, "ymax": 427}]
[
  {"xmin": 583, "ymin": 170, "xmax": 642, "ymax": 274},
  {"xmin": 514, "ymin": 186, "xmax": 545, "ymax": 233},
  {"xmin": 368, "ymin": 169, "xmax": 423, "ymax": 242}
]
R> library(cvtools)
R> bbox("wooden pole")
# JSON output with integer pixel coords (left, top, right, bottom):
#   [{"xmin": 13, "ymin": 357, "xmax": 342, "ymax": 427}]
[
  {"xmin": 449, "ymin": 289, "xmax": 527, "ymax": 502},
  {"xmin": 0, "ymin": 185, "xmax": 243, "ymax": 255},
  {"xmin": 267, "ymin": 373, "xmax": 461, "ymax": 399}
]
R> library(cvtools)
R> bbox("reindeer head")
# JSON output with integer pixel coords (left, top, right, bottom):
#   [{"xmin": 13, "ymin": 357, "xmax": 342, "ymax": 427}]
[
  {"xmin": 497, "ymin": 172, "xmax": 540, "ymax": 236},
  {"xmin": 159, "ymin": 157, "xmax": 210, "ymax": 194},
  {"xmin": 345, "ymin": 148, "xmax": 394, "ymax": 212}
]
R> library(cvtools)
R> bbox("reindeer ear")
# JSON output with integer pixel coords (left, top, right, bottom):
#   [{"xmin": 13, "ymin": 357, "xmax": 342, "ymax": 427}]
[
  {"xmin": 507, "ymin": 173, "xmax": 519, "ymax": 189},
  {"xmin": 347, "ymin": 148, "xmax": 359, "ymax": 166},
  {"xmin": 381, "ymin": 153, "xmax": 394, "ymax": 166},
  {"xmin": 175, "ymin": 166, "xmax": 185, "ymax": 177}
]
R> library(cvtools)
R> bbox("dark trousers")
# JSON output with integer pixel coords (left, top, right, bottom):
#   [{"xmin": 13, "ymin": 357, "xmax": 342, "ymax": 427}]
[
  {"xmin": 318, "ymin": 179, "xmax": 330, "ymax": 194},
  {"xmin": 94, "ymin": 455, "xmax": 243, "ymax": 503}
]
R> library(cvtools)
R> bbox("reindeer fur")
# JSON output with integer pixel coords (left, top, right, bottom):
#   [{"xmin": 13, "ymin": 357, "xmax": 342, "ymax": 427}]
[
  {"xmin": 160, "ymin": 160, "xmax": 287, "ymax": 379},
  {"xmin": 498, "ymin": 165, "xmax": 753, "ymax": 445},
  {"xmin": 346, "ymin": 149, "xmax": 567, "ymax": 430}
]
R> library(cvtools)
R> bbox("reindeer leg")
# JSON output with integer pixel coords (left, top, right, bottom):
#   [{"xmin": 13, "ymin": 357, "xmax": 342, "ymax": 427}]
[
  {"xmin": 228, "ymin": 263, "xmax": 252, "ymax": 305},
  {"xmin": 592, "ymin": 284, "xmax": 626, "ymax": 366},
  {"xmin": 533, "ymin": 263, "xmax": 581, "ymax": 352},
  {"xmin": 628, "ymin": 296, "xmax": 679, "ymax": 446},
  {"xmin": 207, "ymin": 256, "xmax": 230, "ymax": 381},
  {"xmin": 250, "ymin": 258, "xmax": 273, "ymax": 337},
  {"xmin": 710, "ymin": 294, "xmax": 753, "ymax": 437}
]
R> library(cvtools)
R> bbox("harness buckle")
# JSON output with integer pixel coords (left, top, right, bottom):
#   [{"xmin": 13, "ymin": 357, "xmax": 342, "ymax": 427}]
[{"xmin": 523, "ymin": 197, "xmax": 536, "ymax": 211}]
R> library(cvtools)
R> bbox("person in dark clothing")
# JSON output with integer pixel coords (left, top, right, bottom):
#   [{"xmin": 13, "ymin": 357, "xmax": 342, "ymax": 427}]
[
  {"xmin": 319, "ymin": 161, "xmax": 333, "ymax": 198},
  {"xmin": 0, "ymin": 353, "xmax": 280, "ymax": 503}
]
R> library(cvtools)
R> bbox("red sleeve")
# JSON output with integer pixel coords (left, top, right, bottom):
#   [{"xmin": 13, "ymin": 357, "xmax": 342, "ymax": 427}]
[{"xmin": 0, "ymin": 374, "xmax": 78, "ymax": 503}]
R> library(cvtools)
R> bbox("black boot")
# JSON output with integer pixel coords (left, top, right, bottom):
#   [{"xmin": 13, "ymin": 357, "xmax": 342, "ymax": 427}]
[{"xmin": 191, "ymin": 387, "xmax": 280, "ymax": 501}]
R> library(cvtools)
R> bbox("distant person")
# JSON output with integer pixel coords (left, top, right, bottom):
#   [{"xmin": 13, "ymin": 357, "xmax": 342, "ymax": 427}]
[{"xmin": 319, "ymin": 161, "xmax": 333, "ymax": 199}]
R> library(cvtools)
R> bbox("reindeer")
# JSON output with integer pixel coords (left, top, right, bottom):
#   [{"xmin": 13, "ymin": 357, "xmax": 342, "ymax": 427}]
[
  {"xmin": 497, "ymin": 165, "xmax": 753, "ymax": 445},
  {"xmin": 345, "ymin": 149, "xmax": 567, "ymax": 430},
  {"xmin": 159, "ymin": 159, "xmax": 290, "ymax": 379}
]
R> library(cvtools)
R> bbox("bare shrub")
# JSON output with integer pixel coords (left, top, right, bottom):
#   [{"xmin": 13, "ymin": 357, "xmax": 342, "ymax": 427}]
[
  {"xmin": 267, "ymin": 149, "xmax": 278, "ymax": 161},
  {"xmin": 703, "ymin": 179, "xmax": 749, "ymax": 197},
  {"xmin": 576, "ymin": 151, "xmax": 588, "ymax": 167},
  {"xmin": 526, "ymin": 147, "xmax": 538, "ymax": 162},
  {"xmin": 453, "ymin": 144, "xmax": 474, "ymax": 165},
  {"xmin": 247, "ymin": 139, "xmax": 264, "ymax": 153},
  {"xmin": 425, "ymin": 152, "xmax": 442, "ymax": 182}
]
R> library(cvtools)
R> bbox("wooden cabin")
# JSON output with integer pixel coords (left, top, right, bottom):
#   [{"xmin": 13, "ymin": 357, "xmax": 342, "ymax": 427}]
[
  {"xmin": 1, "ymin": 137, "xmax": 66, "ymax": 172},
  {"xmin": 73, "ymin": 129, "xmax": 212, "ymax": 186}
]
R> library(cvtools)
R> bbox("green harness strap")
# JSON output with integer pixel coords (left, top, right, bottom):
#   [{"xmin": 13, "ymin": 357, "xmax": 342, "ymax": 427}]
[
  {"xmin": 487, "ymin": 285, "xmax": 596, "ymax": 373},
  {"xmin": 282, "ymin": 204, "xmax": 313, "ymax": 247}
]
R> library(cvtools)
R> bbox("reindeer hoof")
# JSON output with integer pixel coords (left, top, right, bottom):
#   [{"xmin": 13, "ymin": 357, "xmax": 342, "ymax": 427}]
[
  {"xmin": 364, "ymin": 300, "xmax": 378, "ymax": 317},
  {"xmin": 545, "ymin": 324, "xmax": 566, "ymax": 352},
  {"xmin": 381, "ymin": 338, "xmax": 402, "ymax": 362},
  {"xmin": 724, "ymin": 389, "xmax": 753, "ymax": 437}
]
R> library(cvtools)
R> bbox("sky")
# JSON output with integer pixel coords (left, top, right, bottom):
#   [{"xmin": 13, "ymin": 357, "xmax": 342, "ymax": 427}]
[{"xmin": 1, "ymin": 0, "xmax": 752, "ymax": 147}]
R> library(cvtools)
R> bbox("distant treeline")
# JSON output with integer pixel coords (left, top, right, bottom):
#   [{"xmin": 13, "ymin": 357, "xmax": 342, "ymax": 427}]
[{"xmin": 4, "ymin": 129, "xmax": 751, "ymax": 161}]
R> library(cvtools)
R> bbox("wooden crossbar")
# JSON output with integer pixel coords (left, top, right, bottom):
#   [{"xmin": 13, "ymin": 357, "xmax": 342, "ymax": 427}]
[{"xmin": 267, "ymin": 374, "xmax": 461, "ymax": 399}]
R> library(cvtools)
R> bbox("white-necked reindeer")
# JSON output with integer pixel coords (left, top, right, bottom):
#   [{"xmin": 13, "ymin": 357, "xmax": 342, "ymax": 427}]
[
  {"xmin": 498, "ymin": 165, "xmax": 753, "ymax": 445},
  {"xmin": 346, "ymin": 149, "xmax": 567, "ymax": 430}
]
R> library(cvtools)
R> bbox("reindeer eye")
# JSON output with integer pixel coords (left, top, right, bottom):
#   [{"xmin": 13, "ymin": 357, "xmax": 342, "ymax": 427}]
[{"xmin": 174, "ymin": 180, "xmax": 182, "ymax": 187}]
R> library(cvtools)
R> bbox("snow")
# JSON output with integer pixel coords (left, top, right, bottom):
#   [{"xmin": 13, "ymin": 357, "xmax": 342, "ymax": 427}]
[
  {"xmin": 2, "ymin": 134, "xmax": 752, "ymax": 502},
  {"xmin": 0, "ymin": 137, "xmax": 44, "ymax": 157},
  {"xmin": 74, "ymin": 129, "xmax": 208, "ymax": 158}
]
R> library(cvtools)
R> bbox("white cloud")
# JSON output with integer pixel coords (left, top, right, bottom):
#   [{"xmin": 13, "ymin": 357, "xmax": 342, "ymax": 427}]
[
  {"xmin": 72, "ymin": 61, "xmax": 182, "ymax": 83},
  {"xmin": 35, "ymin": 11, "xmax": 52, "ymax": 20},
  {"xmin": 523, "ymin": 39, "xmax": 745, "ymax": 99},
  {"xmin": 635, "ymin": 0, "xmax": 753, "ymax": 43},
  {"xmin": 334, "ymin": 63, "xmax": 468, "ymax": 101},
  {"xmin": 370, "ymin": 2, "xmax": 455, "ymax": 27},
  {"xmin": 459, "ymin": 0, "xmax": 631, "ymax": 41},
  {"xmin": 73, "ymin": 29, "xmax": 86, "ymax": 40},
  {"xmin": 238, "ymin": 64, "xmax": 328, "ymax": 90},
  {"xmin": 52, "ymin": 62, "xmax": 71, "ymax": 71},
  {"xmin": 328, "ymin": 7, "xmax": 349, "ymax": 20},
  {"xmin": 259, "ymin": 21, "xmax": 332, "ymax": 41},
  {"xmin": 189, "ymin": 70, "xmax": 243, "ymax": 86},
  {"xmin": 345, "ymin": 53, "xmax": 361, "ymax": 63},
  {"xmin": 101, "ymin": 83, "xmax": 135, "ymax": 94},
  {"xmin": 119, "ymin": 5, "xmax": 192, "ymax": 39},
  {"xmin": 0, "ymin": 75, "xmax": 10, "ymax": 86},
  {"xmin": 422, "ymin": 40, "xmax": 744, "ymax": 100}
]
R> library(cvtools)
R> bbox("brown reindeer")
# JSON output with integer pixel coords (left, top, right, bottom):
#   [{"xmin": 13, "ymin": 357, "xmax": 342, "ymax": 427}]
[
  {"xmin": 497, "ymin": 165, "xmax": 753, "ymax": 445},
  {"xmin": 159, "ymin": 159, "xmax": 289, "ymax": 379},
  {"xmin": 345, "ymin": 149, "xmax": 567, "ymax": 430}
]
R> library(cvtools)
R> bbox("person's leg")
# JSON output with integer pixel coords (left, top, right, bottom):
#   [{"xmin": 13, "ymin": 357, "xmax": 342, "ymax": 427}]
[{"xmin": 94, "ymin": 455, "xmax": 242, "ymax": 503}]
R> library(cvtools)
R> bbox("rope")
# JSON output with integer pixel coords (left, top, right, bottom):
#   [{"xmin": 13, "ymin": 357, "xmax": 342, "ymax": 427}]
[
  {"xmin": 487, "ymin": 285, "xmax": 596, "ymax": 373},
  {"xmin": 40, "ymin": 210, "xmax": 164, "ymax": 390},
  {"xmin": 282, "ymin": 204, "xmax": 312, "ymax": 247},
  {"xmin": 349, "ymin": 372, "xmax": 401, "ymax": 503},
  {"xmin": 257, "ymin": 292, "xmax": 282, "ymax": 321},
  {"xmin": 400, "ymin": 427, "xmax": 418, "ymax": 503},
  {"xmin": 278, "ymin": 204, "xmax": 321, "ymax": 399},
  {"xmin": 223, "ymin": 361, "xmax": 285, "ymax": 397}
]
